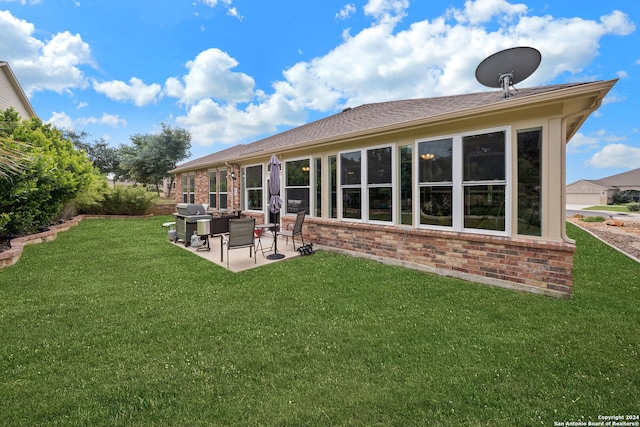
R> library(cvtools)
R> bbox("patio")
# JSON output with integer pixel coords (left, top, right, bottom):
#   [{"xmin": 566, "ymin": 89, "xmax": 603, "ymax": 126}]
[{"xmin": 169, "ymin": 229, "xmax": 302, "ymax": 272}]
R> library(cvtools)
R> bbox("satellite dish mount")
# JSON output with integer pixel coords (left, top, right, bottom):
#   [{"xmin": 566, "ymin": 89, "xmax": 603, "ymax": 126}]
[{"xmin": 475, "ymin": 47, "xmax": 541, "ymax": 98}]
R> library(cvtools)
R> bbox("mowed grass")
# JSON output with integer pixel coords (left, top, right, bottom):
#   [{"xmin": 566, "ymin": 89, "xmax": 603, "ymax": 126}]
[
  {"xmin": 583, "ymin": 205, "xmax": 633, "ymax": 213},
  {"xmin": 0, "ymin": 217, "xmax": 638, "ymax": 426}
]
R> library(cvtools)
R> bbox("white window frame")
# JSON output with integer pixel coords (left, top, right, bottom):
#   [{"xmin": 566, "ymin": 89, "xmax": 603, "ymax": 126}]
[
  {"xmin": 218, "ymin": 169, "xmax": 228, "ymax": 209},
  {"xmin": 244, "ymin": 163, "xmax": 263, "ymax": 212},
  {"xmin": 208, "ymin": 169, "xmax": 217, "ymax": 209},
  {"xmin": 337, "ymin": 143, "xmax": 396, "ymax": 224},
  {"xmin": 414, "ymin": 126, "xmax": 511, "ymax": 236},
  {"xmin": 182, "ymin": 173, "xmax": 195, "ymax": 203},
  {"xmin": 284, "ymin": 156, "xmax": 311, "ymax": 216}
]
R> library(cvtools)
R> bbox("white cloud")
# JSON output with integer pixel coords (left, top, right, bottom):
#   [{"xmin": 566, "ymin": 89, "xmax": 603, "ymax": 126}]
[
  {"xmin": 0, "ymin": 0, "xmax": 44, "ymax": 5},
  {"xmin": 256, "ymin": 0, "xmax": 636, "ymax": 114},
  {"xmin": 227, "ymin": 7, "xmax": 242, "ymax": 20},
  {"xmin": 567, "ymin": 132, "xmax": 600, "ymax": 154},
  {"xmin": 336, "ymin": 4, "xmax": 356, "ymax": 20},
  {"xmin": 46, "ymin": 111, "xmax": 127, "ymax": 130},
  {"xmin": 47, "ymin": 111, "xmax": 75, "ymax": 130},
  {"xmin": 162, "ymin": 0, "xmax": 637, "ymax": 148},
  {"xmin": 0, "ymin": 11, "xmax": 92, "ymax": 95},
  {"xmin": 92, "ymin": 77, "xmax": 162, "ymax": 107},
  {"xmin": 164, "ymin": 48, "xmax": 255, "ymax": 105},
  {"xmin": 364, "ymin": 0, "xmax": 408, "ymax": 22},
  {"xmin": 600, "ymin": 10, "xmax": 636, "ymax": 35},
  {"xmin": 77, "ymin": 113, "xmax": 127, "ymax": 127},
  {"xmin": 585, "ymin": 144, "xmax": 640, "ymax": 169},
  {"xmin": 176, "ymin": 93, "xmax": 305, "ymax": 146},
  {"xmin": 199, "ymin": 0, "xmax": 241, "ymax": 20},
  {"xmin": 603, "ymin": 93, "xmax": 626, "ymax": 105},
  {"xmin": 448, "ymin": 0, "xmax": 528, "ymax": 25}
]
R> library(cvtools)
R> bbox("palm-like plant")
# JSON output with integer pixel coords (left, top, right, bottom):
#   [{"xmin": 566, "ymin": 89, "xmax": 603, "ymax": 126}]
[{"xmin": 0, "ymin": 136, "xmax": 30, "ymax": 180}]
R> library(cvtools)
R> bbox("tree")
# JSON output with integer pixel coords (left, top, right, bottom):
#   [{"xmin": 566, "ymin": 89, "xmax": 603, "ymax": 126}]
[
  {"xmin": 0, "ymin": 108, "xmax": 94, "ymax": 238},
  {"xmin": 120, "ymin": 123, "xmax": 191, "ymax": 196},
  {"xmin": 63, "ymin": 129, "xmax": 123, "ymax": 181}
]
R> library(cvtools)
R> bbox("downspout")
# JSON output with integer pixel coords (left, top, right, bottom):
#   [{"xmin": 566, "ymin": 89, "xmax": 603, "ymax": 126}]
[
  {"xmin": 560, "ymin": 97, "xmax": 603, "ymax": 242},
  {"xmin": 225, "ymin": 161, "xmax": 235, "ymax": 210}
]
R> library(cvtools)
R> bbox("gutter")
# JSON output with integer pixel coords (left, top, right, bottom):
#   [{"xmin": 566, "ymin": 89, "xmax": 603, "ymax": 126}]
[{"xmin": 560, "ymin": 95, "xmax": 605, "ymax": 244}]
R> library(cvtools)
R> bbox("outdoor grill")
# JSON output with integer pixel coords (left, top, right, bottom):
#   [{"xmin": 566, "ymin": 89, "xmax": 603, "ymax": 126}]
[{"xmin": 173, "ymin": 203, "xmax": 212, "ymax": 246}]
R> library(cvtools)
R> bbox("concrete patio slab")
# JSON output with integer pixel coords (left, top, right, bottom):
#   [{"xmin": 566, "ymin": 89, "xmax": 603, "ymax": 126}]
[{"xmin": 169, "ymin": 232, "xmax": 302, "ymax": 272}]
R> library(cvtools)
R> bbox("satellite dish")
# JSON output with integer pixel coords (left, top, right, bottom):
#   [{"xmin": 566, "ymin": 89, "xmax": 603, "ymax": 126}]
[{"xmin": 475, "ymin": 47, "xmax": 541, "ymax": 98}]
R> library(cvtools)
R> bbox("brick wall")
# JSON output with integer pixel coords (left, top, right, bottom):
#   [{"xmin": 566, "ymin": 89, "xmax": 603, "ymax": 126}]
[
  {"xmin": 194, "ymin": 170, "xmax": 209, "ymax": 205},
  {"xmin": 174, "ymin": 167, "xmax": 241, "ymax": 210},
  {"xmin": 294, "ymin": 217, "xmax": 575, "ymax": 298},
  {"xmin": 174, "ymin": 174, "xmax": 183, "ymax": 204}
]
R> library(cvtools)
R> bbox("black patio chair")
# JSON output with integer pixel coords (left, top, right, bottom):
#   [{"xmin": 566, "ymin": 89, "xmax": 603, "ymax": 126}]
[{"xmin": 277, "ymin": 210, "xmax": 306, "ymax": 250}]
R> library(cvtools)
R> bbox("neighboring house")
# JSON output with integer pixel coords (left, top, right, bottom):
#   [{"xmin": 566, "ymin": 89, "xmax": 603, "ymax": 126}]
[
  {"xmin": 566, "ymin": 168, "xmax": 640, "ymax": 205},
  {"xmin": 0, "ymin": 61, "xmax": 36, "ymax": 119},
  {"xmin": 161, "ymin": 177, "xmax": 176, "ymax": 198},
  {"xmin": 170, "ymin": 79, "xmax": 617, "ymax": 298}
]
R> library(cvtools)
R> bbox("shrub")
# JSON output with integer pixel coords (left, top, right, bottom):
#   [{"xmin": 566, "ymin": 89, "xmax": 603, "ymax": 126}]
[
  {"xmin": 73, "ymin": 169, "xmax": 110, "ymax": 215},
  {"xmin": 0, "ymin": 109, "xmax": 94, "ymax": 238},
  {"xmin": 581, "ymin": 216, "xmax": 605, "ymax": 223},
  {"xmin": 627, "ymin": 203, "xmax": 640, "ymax": 212},
  {"xmin": 613, "ymin": 191, "xmax": 635, "ymax": 204},
  {"xmin": 77, "ymin": 185, "xmax": 155, "ymax": 216}
]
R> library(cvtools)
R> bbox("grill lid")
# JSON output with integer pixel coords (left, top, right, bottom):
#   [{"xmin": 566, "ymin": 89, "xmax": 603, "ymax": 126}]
[{"xmin": 176, "ymin": 203, "xmax": 207, "ymax": 215}]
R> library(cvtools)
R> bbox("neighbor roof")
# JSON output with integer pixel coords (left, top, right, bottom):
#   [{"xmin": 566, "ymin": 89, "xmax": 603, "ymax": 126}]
[
  {"xmin": 588, "ymin": 167, "xmax": 640, "ymax": 190},
  {"xmin": 171, "ymin": 80, "xmax": 615, "ymax": 173}
]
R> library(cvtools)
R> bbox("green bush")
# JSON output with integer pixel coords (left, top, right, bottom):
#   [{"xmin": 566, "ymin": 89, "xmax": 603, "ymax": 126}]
[
  {"xmin": 627, "ymin": 203, "xmax": 640, "ymax": 212},
  {"xmin": 72, "ymin": 169, "xmax": 110, "ymax": 215},
  {"xmin": 581, "ymin": 215, "xmax": 605, "ymax": 223},
  {"xmin": 0, "ymin": 109, "xmax": 93, "ymax": 238},
  {"xmin": 77, "ymin": 185, "xmax": 155, "ymax": 216}
]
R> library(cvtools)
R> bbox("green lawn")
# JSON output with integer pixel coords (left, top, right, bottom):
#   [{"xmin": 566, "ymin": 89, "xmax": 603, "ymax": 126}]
[
  {"xmin": 583, "ymin": 205, "xmax": 632, "ymax": 213},
  {"xmin": 1, "ymin": 217, "xmax": 638, "ymax": 426}
]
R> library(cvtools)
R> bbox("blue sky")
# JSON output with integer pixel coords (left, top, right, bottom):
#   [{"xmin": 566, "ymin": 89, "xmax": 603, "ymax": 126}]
[{"xmin": 0, "ymin": 0, "xmax": 638, "ymax": 184}]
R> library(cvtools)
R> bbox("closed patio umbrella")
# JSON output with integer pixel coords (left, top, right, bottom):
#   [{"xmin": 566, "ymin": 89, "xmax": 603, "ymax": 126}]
[{"xmin": 267, "ymin": 155, "xmax": 285, "ymax": 259}]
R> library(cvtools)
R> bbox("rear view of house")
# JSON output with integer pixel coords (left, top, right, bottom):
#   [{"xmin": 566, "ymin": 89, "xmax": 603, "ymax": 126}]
[{"xmin": 171, "ymin": 79, "xmax": 617, "ymax": 298}]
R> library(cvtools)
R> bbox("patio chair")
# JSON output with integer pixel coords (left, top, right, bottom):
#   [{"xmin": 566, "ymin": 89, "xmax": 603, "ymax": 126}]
[
  {"xmin": 278, "ymin": 210, "xmax": 306, "ymax": 250},
  {"xmin": 223, "ymin": 218, "xmax": 256, "ymax": 268}
]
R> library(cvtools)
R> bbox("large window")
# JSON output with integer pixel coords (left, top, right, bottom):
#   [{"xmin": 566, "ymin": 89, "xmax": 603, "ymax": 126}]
[
  {"xmin": 339, "ymin": 146, "xmax": 393, "ymax": 222},
  {"xmin": 462, "ymin": 131, "xmax": 506, "ymax": 231},
  {"xmin": 329, "ymin": 155, "xmax": 337, "ymax": 218},
  {"xmin": 182, "ymin": 173, "xmax": 195, "ymax": 203},
  {"xmin": 418, "ymin": 138, "xmax": 453, "ymax": 227},
  {"xmin": 218, "ymin": 170, "xmax": 228, "ymax": 209},
  {"xmin": 417, "ymin": 129, "xmax": 508, "ymax": 234},
  {"xmin": 340, "ymin": 151, "xmax": 362, "ymax": 219},
  {"xmin": 208, "ymin": 171, "xmax": 217, "ymax": 208},
  {"xmin": 315, "ymin": 157, "xmax": 321, "ymax": 217},
  {"xmin": 285, "ymin": 159, "xmax": 310, "ymax": 214},
  {"xmin": 517, "ymin": 129, "xmax": 542, "ymax": 236},
  {"xmin": 182, "ymin": 174, "xmax": 188, "ymax": 203},
  {"xmin": 367, "ymin": 147, "xmax": 393, "ymax": 222},
  {"xmin": 245, "ymin": 165, "xmax": 263, "ymax": 210},
  {"xmin": 399, "ymin": 145, "xmax": 413, "ymax": 225}
]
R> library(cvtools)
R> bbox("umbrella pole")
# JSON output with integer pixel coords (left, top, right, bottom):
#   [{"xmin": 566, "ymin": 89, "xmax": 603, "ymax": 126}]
[{"xmin": 267, "ymin": 211, "xmax": 285, "ymax": 260}]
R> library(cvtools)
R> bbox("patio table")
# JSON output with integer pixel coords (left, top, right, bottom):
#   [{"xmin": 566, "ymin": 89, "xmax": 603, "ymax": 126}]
[{"xmin": 258, "ymin": 223, "xmax": 284, "ymax": 260}]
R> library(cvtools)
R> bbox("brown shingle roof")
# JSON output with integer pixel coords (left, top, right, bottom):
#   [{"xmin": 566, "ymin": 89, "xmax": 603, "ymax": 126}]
[
  {"xmin": 589, "ymin": 167, "xmax": 640, "ymax": 190},
  {"xmin": 171, "ymin": 81, "xmax": 601, "ymax": 173}
]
